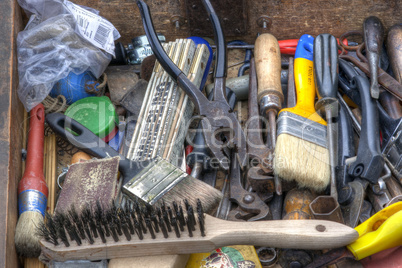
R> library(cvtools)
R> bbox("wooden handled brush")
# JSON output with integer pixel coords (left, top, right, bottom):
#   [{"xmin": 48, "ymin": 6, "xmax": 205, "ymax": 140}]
[
  {"xmin": 274, "ymin": 34, "xmax": 330, "ymax": 191},
  {"xmin": 38, "ymin": 200, "xmax": 358, "ymax": 262},
  {"xmin": 15, "ymin": 104, "xmax": 48, "ymax": 258}
]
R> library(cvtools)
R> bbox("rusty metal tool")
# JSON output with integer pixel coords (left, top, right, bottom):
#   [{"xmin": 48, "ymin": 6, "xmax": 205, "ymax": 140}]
[
  {"xmin": 228, "ymin": 150, "xmax": 272, "ymax": 221},
  {"xmin": 379, "ymin": 91, "xmax": 402, "ymax": 120},
  {"xmin": 339, "ymin": 31, "xmax": 402, "ymax": 101},
  {"xmin": 278, "ymin": 189, "xmax": 318, "ymax": 268},
  {"xmin": 363, "ymin": 16, "xmax": 384, "ymax": 99},
  {"xmin": 254, "ymin": 34, "xmax": 284, "ymax": 195},
  {"xmin": 246, "ymin": 58, "xmax": 275, "ymax": 192},
  {"xmin": 254, "ymin": 33, "xmax": 284, "ymax": 151},
  {"xmin": 137, "ymin": 0, "xmax": 247, "ymax": 170},
  {"xmin": 309, "ymin": 34, "xmax": 344, "ymax": 224},
  {"xmin": 187, "ymin": 87, "xmax": 237, "ymax": 178}
]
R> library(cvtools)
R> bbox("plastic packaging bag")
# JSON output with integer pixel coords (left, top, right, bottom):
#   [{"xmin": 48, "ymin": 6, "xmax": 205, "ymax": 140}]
[{"xmin": 17, "ymin": 0, "xmax": 120, "ymax": 111}]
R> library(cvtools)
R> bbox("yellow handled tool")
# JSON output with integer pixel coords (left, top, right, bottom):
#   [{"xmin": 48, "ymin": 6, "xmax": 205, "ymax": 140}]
[
  {"xmin": 274, "ymin": 34, "xmax": 330, "ymax": 191},
  {"xmin": 348, "ymin": 201, "xmax": 402, "ymax": 260},
  {"xmin": 306, "ymin": 201, "xmax": 402, "ymax": 267}
]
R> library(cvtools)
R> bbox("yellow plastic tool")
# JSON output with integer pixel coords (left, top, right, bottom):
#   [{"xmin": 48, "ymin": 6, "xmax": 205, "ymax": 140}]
[
  {"xmin": 347, "ymin": 201, "xmax": 402, "ymax": 260},
  {"xmin": 280, "ymin": 47, "xmax": 326, "ymax": 126}
]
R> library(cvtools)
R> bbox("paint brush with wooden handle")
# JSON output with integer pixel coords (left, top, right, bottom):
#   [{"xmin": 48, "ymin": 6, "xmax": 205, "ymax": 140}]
[{"xmin": 15, "ymin": 104, "xmax": 48, "ymax": 258}]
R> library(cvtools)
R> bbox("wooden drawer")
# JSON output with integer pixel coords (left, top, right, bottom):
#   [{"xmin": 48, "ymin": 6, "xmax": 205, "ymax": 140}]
[{"xmin": 1, "ymin": 0, "xmax": 399, "ymax": 266}]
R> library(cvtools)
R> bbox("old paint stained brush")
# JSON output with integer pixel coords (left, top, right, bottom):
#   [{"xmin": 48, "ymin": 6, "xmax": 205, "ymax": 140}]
[
  {"xmin": 45, "ymin": 113, "xmax": 222, "ymax": 213},
  {"xmin": 274, "ymin": 34, "xmax": 330, "ymax": 191},
  {"xmin": 15, "ymin": 104, "xmax": 48, "ymax": 258},
  {"xmin": 38, "ymin": 199, "xmax": 358, "ymax": 262}
]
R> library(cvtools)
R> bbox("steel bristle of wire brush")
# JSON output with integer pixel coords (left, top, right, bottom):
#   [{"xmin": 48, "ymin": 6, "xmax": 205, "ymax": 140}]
[
  {"xmin": 163, "ymin": 209, "xmax": 172, "ymax": 232},
  {"xmin": 171, "ymin": 217, "xmax": 180, "ymax": 238},
  {"xmin": 124, "ymin": 207, "xmax": 136, "ymax": 235},
  {"xmin": 81, "ymin": 204, "xmax": 98, "ymax": 239},
  {"xmin": 38, "ymin": 199, "xmax": 206, "ymax": 246},
  {"xmin": 111, "ymin": 204, "xmax": 123, "ymax": 236},
  {"xmin": 188, "ymin": 205, "xmax": 196, "ymax": 231},
  {"xmin": 150, "ymin": 213, "xmax": 160, "ymax": 233},
  {"xmin": 197, "ymin": 199, "xmax": 204, "ymax": 218},
  {"xmin": 94, "ymin": 201, "xmax": 107, "ymax": 242},
  {"xmin": 159, "ymin": 219, "xmax": 169, "ymax": 238},
  {"xmin": 138, "ymin": 208, "xmax": 147, "ymax": 234},
  {"xmin": 135, "ymin": 220, "xmax": 144, "ymax": 240},
  {"xmin": 69, "ymin": 205, "xmax": 86, "ymax": 240},
  {"xmin": 198, "ymin": 214, "xmax": 206, "ymax": 237},
  {"xmin": 64, "ymin": 218, "xmax": 82, "ymax": 246},
  {"xmin": 145, "ymin": 218, "xmax": 156, "ymax": 239},
  {"xmin": 53, "ymin": 213, "xmax": 70, "ymax": 247},
  {"xmin": 186, "ymin": 217, "xmax": 193, "ymax": 237}
]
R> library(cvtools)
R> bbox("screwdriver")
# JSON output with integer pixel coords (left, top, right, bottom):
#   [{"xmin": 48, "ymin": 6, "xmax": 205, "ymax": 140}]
[{"xmin": 254, "ymin": 33, "xmax": 284, "ymax": 195}]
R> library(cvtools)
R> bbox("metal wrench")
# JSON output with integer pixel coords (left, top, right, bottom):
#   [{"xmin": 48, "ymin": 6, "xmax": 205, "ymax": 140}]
[{"xmin": 137, "ymin": 0, "xmax": 247, "ymax": 170}]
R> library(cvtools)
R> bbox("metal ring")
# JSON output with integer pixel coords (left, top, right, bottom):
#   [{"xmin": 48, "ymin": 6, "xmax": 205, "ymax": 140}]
[
  {"xmin": 256, "ymin": 247, "xmax": 277, "ymax": 266},
  {"xmin": 339, "ymin": 30, "xmax": 363, "ymax": 51}
]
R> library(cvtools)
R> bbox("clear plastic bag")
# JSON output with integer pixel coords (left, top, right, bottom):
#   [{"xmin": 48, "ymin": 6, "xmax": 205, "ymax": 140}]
[{"xmin": 17, "ymin": 0, "xmax": 119, "ymax": 111}]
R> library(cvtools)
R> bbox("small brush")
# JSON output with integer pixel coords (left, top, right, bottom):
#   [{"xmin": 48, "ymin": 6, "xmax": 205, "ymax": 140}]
[
  {"xmin": 15, "ymin": 104, "xmax": 48, "ymax": 258},
  {"xmin": 274, "ymin": 34, "xmax": 330, "ymax": 191},
  {"xmin": 45, "ymin": 113, "xmax": 222, "ymax": 213},
  {"xmin": 38, "ymin": 199, "xmax": 358, "ymax": 262}
]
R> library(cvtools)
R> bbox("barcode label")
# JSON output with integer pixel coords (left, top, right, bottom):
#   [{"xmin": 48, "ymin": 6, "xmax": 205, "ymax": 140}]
[
  {"xmin": 94, "ymin": 24, "xmax": 111, "ymax": 47},
  {"xmin": 64, "ymin": 0, "xmax": 120, "ymax": 56}
]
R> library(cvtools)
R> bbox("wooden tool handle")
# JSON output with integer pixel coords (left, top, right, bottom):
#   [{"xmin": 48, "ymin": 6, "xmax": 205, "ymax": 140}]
[
  {"xmin": 254, "ymin": 33, "xmax": 283, "ymax": 108},
  {"xmin": 40, "ymin": 215, "xmax": 358, "ymax": 262},
  {"xmin": 387, "ymin": 24, "xmax": 402, "ymax": 88},
  {"xmin": 283, "ymin": 189, "xmax": 314, "ymax": 220},
  {"xmin": 210, "ymin": 215, "xmax": 357, "ymax": 250},
  {"xmin": 19, "ymin": 104, "xmax": 47, "ymax": 195}
]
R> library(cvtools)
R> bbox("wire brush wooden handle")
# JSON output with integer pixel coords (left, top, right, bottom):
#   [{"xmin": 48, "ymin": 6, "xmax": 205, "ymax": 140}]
[{"xmin": 40, "ymin": 215, "xmax": 358, "ymax": 262}]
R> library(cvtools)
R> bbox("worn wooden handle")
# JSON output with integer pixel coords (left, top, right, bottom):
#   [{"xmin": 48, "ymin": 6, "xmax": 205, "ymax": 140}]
[
  {"xmin": 40, "ymin": 215, "xmax": 358, "ymax": 262},
  {"xmin": 387, "ymin": 24, "xmax": 402, "ymax": 84},
  {"xmin": 254, "ymin": 33, "xmax": 284, "ymax": 105}
]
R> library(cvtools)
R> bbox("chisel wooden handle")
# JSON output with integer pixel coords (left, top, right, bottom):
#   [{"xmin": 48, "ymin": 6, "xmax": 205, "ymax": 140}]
[
  {"xmin": 387, "ymin": 24, "xmax": 402, "ymax": 83},
  {"xmin": 255, "ymin": 33, "xmax": 284, "ymax": 114}
]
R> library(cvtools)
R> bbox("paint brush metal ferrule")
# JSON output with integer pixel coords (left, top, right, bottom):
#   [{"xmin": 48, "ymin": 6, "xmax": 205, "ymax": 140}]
[
  {"xmin": 122, "ymin": 157, "xmax": 189, "ymax": 205},
  {"xmin": 277, "ymin": 111, "xmax": 327, "ymax": 148}
]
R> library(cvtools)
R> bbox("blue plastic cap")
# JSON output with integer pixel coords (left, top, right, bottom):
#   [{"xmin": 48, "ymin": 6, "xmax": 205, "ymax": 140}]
[
  {"xmin": 187, "ymin": 36, "xmax": 213, "ymax": 91},
  {"xmin": 295, "ymin": 34, "xmax": 315, "ymax": 61},
  {"xmin": 50, "ymin": 71, "xmax": 100, "ymax": 105}
]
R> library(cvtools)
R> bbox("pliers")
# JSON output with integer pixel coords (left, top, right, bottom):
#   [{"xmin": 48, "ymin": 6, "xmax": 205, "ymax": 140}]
[{"xmin": 136, "ymin": 0, "xmax": 247, "ymax": 170}]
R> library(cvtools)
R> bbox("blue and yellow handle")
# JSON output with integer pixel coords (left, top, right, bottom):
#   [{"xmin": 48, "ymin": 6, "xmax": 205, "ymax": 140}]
[{"xmin": 279, "ymin": 34, "xmax": 326, "ymax": 125}]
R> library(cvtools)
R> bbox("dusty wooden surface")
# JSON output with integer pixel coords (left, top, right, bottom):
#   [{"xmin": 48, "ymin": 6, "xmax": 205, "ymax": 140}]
[
  {"xmin": 0, "ymin": 0, "xmax": 25, "ymax": 267},
  {"xmin": 60, "ymin": 0, "xmax": 401, "ymax": 44}
]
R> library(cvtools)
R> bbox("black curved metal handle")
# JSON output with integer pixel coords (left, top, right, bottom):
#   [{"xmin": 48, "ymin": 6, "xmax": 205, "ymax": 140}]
[
  {"xmin": 201, "ymin": 0, "xmax": 226, "ymax": 78},
  {"xmin": 136, "ymin": 0, "xmax": 208, "ymax": 114},
  {"xmin": 347, "ymin": 76, "xmax": 384, "ymax": 183},
  {"xmin": 136, "ymin": 1, "xmax": 181, "ymax": 80},
  {"xmin": 314, "ymin": 34, "xmax": 339, "ymax": 99}
]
